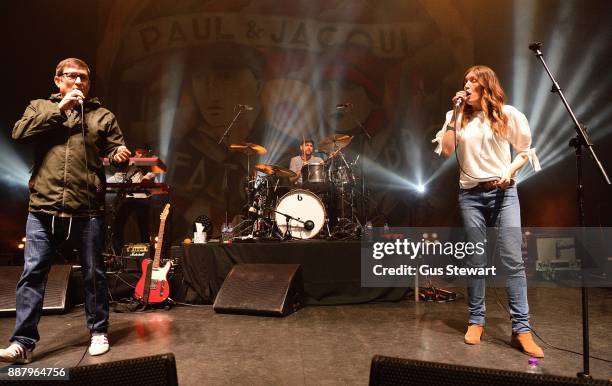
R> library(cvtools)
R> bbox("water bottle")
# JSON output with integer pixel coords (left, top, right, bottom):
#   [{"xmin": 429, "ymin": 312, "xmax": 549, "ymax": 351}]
[
  {"xmin": 383, "ymin": 223, "xmax": 390, "ymax": 233},
  {"xmin": 364, "ymin": 221, "xmax": 373, "ymax": 242},
  {"xmin": 526, "ymin": 357, "xmax": 542, "ymax": 374},
  {"xmin": 227, "ymin": 224, "xmax": 234, "ymax": 244},
  {"xmin": 221, "ymin": 223, "xmax": 230, "ymax": 244}
]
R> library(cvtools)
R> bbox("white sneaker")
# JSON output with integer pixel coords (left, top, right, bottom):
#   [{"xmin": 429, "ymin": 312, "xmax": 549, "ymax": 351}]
[
  {"xmin": 0, "ymin": 342, "xmax": 33, "ymax": 364},
  {"xmin": 88, "ymin": 334, "xmax": 110, "ymax": 356}
]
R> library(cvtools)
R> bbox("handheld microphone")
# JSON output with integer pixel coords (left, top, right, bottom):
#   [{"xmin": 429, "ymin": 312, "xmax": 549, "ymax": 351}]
[
  {"xmin": 237, "ymin": 104, "xmax": 254, "ymax": 111},
  {"xmin": 73, "ymin": 87, "xmax": 84, "ymax": 105},
  {"xmin": 336, "ymin": 102, "xmax": 353, "ymax": 110},
  {"xmin": 454, "ymin": 92, "xmax": 470, "ymax": 108}
]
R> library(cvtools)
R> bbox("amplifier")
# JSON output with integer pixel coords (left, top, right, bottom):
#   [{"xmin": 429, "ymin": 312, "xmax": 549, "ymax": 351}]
[{"xmin": 120, "ymin": 243, "xmax": 150, "ymax": 271}]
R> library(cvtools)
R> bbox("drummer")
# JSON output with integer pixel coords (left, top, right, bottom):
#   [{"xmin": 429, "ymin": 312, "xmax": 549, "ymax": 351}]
[{"xmin": 288, "ymin": 138, "xmax": 324, "ymax": 185}]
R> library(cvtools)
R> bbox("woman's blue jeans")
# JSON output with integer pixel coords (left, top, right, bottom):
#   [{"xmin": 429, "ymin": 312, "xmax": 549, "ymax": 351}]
[
  {"xmin": 458, "ymin": 185, "xmax": 530, "ymax": 333},
  {"xmin": 10, "ymin": 212, "xmax": 109, "ymax": 350}
]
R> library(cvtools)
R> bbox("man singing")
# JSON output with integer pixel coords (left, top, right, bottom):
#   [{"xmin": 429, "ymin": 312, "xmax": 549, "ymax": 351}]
[{"xmin": 0, "ymin": 58, "xmax": 131, "ymax": 364}]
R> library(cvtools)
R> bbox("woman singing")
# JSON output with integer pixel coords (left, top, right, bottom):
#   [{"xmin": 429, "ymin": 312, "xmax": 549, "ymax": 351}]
[{"xmin": 433, "ymin": 65, "xmax": 543, "ymax": 357}]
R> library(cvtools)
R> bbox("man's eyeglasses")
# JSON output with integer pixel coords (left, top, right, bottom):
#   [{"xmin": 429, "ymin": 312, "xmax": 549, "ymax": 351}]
[{"xmin": 61, "ymin": 72, "xmax": 89, "ymax": 82}]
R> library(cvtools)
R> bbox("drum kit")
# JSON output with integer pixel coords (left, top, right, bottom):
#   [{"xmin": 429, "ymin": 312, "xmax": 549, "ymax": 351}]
[{"xmin": 229, "ymin": 134, "xmax": 361, "ymax": 240}]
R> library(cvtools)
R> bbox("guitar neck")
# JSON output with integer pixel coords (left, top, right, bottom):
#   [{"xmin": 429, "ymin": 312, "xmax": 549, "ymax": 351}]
[{"xmin": 152, "ymin": 219, "xmax": 166, "ymax": 269}]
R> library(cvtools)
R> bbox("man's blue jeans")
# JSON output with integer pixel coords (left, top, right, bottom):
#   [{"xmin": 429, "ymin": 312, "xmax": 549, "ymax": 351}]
[
  {"xmin": 458, "ymin": 185, "xmax": 530, "ymax": 333},
  {"xmin": 10, "ymin": 212, "xmax": 109, "ymax": 350}
]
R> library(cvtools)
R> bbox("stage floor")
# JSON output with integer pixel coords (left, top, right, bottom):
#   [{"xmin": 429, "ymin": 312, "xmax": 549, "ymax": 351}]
[{"xmin": 0, "ymin": 288, "xmax": 610, "ymax": 384}]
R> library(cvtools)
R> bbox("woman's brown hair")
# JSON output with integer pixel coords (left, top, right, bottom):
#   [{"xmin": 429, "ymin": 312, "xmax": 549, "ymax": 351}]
[{"xmin": 462, "ymin": 65, "xmax": 508, "ymax": 136}]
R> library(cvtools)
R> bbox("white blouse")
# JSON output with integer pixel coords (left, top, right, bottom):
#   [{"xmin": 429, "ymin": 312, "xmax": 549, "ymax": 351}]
[{"xmin": 433, "ymin": 105, "xmax": 541, "ymax": 189}]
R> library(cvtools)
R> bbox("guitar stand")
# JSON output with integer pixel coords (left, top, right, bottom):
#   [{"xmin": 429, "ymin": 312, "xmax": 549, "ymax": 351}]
[
  {"xmin": 114, "ymin": 299, "xmax": 173, "ymax": 313},
  {"xmin": 113, "ymin": 298, "xmax": 146, "ymax": 313},
  {"xmin": 139, "ymin": 298, "xmax": 174, "ymax": 311}
]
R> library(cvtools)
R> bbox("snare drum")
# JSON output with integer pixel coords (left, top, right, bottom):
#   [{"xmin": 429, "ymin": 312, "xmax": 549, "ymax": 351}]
[
  {"xmin": 301, "ymin": 162, "xmax": 326, "ymax": 183},
  {"xmin": 301, "ymin": 162, "xmax": 329, "ymax": 193},
  {"xmin": 274, "ymin": 189, "xmax": 326, "ymax": 239}
]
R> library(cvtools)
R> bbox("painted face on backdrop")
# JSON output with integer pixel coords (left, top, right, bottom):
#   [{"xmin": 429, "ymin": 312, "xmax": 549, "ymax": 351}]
[
  {"xmin": 314, "ymin": 45, "xmax": 385, "ymax": 135},
  {"xmin": 54, "ymin": 66, "xmax": 91, "ymax": 98},
  {"xmin": 260, "ymin": 78, "xmax": 318, "ymax": 139},
  {"xmin": 318, "ymin": 79, "xmax": 373, "ymax": 132},
  {"xmin": 191, "ymin": 65, "xmax": 260, "ymax": 139}
]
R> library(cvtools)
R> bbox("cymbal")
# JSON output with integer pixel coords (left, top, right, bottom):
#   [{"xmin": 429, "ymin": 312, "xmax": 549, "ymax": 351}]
[
  {"xmin": 318, "ymin": 134, "xmax": 353, "ymax": 153},
  {"xmin": 254, "ymin": 163, "xmax": 296, "ymax": 178},
  {"xmin": 229, "ymin": 142, "xmax": 268, "ymax": 155}
]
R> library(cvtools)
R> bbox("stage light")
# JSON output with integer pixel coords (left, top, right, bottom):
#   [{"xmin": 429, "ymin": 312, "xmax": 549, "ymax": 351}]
[
  {"xmin": 511, "ymin": 1, "xmax": 612, "ymax": 184},
  {"xmin": 0, "ymin": 132, "xmax": 30, "ymax": 188},
  {"xmin": 18, "ymin": 243, "xmax": 24, "ymax": 249},
  {"xmin": 260, "ymin": 79, "xmax": 318, "ymax": 166},
  {"xmin": 157, "ymin": 56, "xmax": 186, "ymax": 180},
  {"xmin": 361, "ymin": 156, "xmax": 428, "ymax": 195},
  {"xmin": 21, "ymin": 237, "xmax": 26, "ymax": 242},
  {"xmin": 425, "ymin": 156, "xmax": 456, "ymax": 185}
]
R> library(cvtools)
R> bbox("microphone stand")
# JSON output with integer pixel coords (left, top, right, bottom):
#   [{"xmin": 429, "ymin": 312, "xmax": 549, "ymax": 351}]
[
  {"xmin": 343, "ymin": 107, "xmax": 372, "ymax": 225},
  {"xmin": 530, "ymin": 42, "xmax": 610, "ymax": 378},
  {"xmin": 269, "ymin": 207, "xmax": 311, "ymax": 240},
  {"xmin": 217, "ymin": 105, "xmax": 247, "ymax": 228}
]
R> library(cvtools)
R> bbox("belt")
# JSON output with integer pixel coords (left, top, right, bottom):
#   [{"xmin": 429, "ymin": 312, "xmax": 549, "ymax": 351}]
[
  {"xmin": 476, "ymin": 181, "xmax": 498, "ymax": 191},
  {"xmin": 467, "ymin": 180, "xmax": 515, "ymax": 192}
]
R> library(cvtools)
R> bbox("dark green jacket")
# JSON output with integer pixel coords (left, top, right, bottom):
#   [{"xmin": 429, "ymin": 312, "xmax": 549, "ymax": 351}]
[{"xmin": 12, "ymin": 93, "xmax": 125, "ymax": 217}]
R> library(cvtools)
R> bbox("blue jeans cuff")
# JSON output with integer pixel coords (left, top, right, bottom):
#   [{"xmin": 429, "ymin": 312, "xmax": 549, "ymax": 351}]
[
  {"xmin": 512, "ymin": 324, "xmax": 531, "ymax": 333},
  {"xmin": 468, "ymin": 318, "xmax": 485, "ymax": 326}
]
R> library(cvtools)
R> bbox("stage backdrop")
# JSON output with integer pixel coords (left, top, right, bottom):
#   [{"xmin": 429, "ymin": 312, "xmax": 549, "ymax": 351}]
[
  {"xmin": 1, "ymin": 0, "xmax": 611, "ymax": 248},
  {"xmin": 92, "ymin": 1, "xmax": 475, "ymax": 240}
]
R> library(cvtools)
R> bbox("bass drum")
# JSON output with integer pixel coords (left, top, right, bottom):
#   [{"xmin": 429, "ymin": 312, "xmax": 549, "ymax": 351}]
[{"xmin": 275, "ymin": 189, "xmax": 326, "ymax": 239}]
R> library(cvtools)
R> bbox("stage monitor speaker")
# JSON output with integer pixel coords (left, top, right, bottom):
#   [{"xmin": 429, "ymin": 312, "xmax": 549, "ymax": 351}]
[
  {"xmin": 369, "ymin": 355, "xmax": 610, "ymax": 386},
  {"xmin": 69, "ymin": 353, "xmax": 177, "ymax": 386},
  {"xmin": 213, "ymin": 263, "xmax": 304, "ymax": 317},
  {"xmin": 0, "ymin": 265, "xmax": 72, "ymax": 315}
]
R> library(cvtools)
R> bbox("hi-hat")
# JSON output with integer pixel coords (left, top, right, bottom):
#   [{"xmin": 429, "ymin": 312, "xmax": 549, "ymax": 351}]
[
  {"xmin": 229, "ymin": 142, "xmax": 268, "ymax": 155},
  {"xmin": 254, "ymin": 163, "xmax": 296, "ymax": 178},
  {"xmin": 318, "ymin": 134, "xmax": 353, "ymax": 153}
]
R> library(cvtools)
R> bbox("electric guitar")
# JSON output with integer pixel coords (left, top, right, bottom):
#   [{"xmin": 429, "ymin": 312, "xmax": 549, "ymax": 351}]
[{"xmin": 134, "ymin": 203, "xmax": 172, "ymax": 304}]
